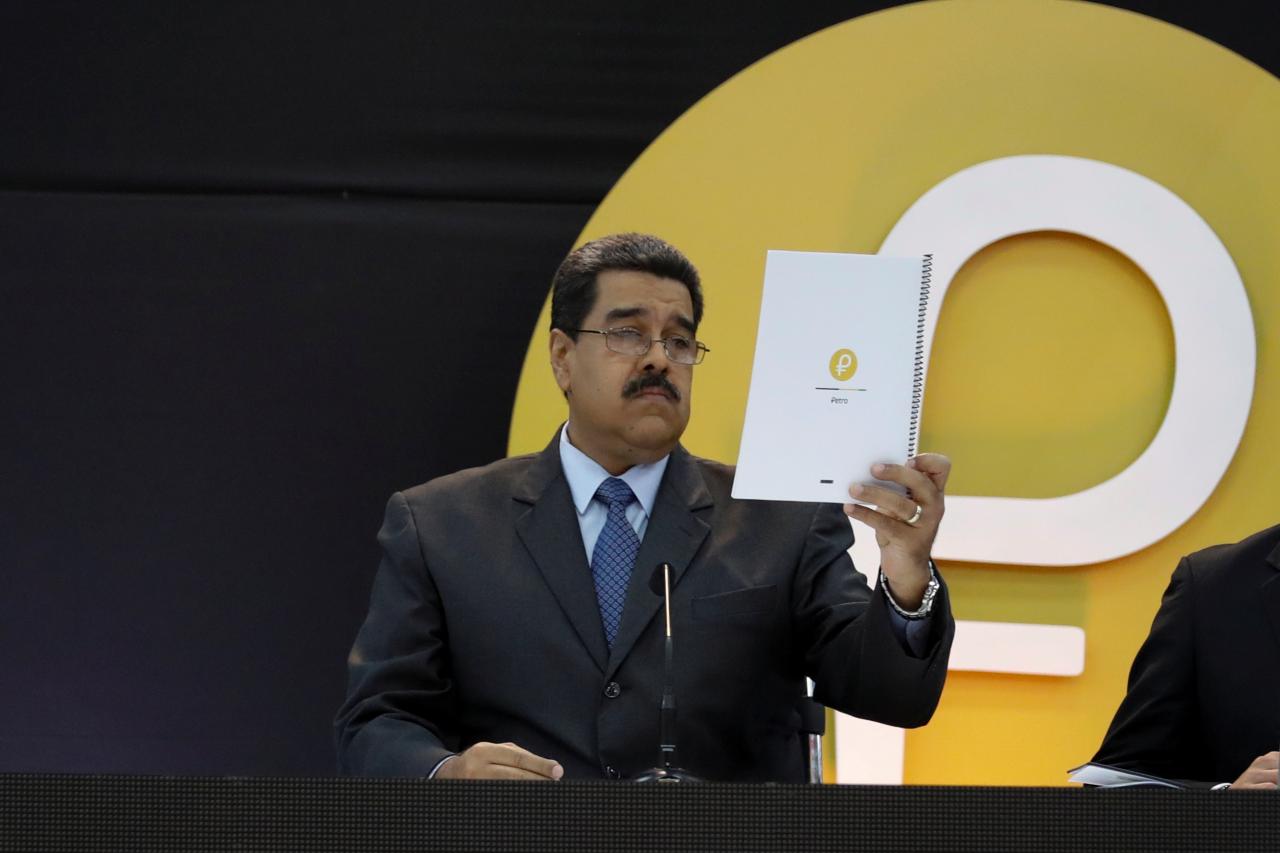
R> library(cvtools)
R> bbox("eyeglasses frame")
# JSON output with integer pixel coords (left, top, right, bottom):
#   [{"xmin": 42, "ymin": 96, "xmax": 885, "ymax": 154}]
[{"xmin": 567, "ymin": 327, "xmax": 710, "ymax": 365}]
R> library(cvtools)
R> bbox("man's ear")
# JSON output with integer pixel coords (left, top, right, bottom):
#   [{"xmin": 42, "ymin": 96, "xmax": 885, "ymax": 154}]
[{"xmin": 549, "ymin": 328, "xmax": 573, "ymax": 395}]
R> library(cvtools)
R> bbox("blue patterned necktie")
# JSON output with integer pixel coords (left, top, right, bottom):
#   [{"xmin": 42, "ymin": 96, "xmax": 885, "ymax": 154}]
[{"xmin": 591, "ymin": 477, "xmax": 640, "ymax": 648}]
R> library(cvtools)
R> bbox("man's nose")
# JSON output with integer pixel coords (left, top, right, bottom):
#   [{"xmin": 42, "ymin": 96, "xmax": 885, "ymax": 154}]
[{"xmin": 640, "ymin": 338, "xmax": 671, "ymax": 372}]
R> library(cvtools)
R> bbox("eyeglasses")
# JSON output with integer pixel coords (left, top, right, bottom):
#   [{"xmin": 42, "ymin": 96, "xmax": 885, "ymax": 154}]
[{"xmin": 570, "ymin": 327, "xmax": 710, "ymax": 365}]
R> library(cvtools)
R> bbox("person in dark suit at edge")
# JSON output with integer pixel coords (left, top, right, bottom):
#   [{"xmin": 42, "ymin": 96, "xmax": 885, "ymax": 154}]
[
  {"xmin": 335, "ymin": 233, "xmax": 955, "ymax": 781},
  {"xmin": 1093, "ymin": 524, "xmax": 1280, "ymax": 789}
]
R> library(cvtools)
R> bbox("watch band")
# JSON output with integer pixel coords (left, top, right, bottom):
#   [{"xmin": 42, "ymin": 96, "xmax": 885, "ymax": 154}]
[{"xmin": 880, "ymin": 562, "xmax": 939, "ymax": 620}]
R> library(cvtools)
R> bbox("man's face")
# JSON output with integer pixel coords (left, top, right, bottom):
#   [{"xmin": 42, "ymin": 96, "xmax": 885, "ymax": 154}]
[{"xmin": 550, "ymin": 269, "xmax": 696, "ymax": 473}]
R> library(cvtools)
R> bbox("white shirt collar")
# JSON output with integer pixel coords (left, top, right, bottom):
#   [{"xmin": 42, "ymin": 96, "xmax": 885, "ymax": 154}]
[{"xmin": 558, "ymin": 423, "xmax": 669, "ymax": 519}]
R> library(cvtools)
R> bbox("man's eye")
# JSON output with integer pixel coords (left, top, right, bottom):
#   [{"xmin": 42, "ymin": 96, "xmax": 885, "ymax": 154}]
[
  {"xmin": 667, "ymin": 336, "xmax": 693, "ymax": 352},
  {"xmin": 611, "ymin": 328, "xmax": 644, "ymax": 340}
]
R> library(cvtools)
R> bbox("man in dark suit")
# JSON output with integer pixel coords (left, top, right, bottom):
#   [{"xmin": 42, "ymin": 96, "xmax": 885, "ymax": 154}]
[
  {"xmin": 336, "ymin": 233, "xmax": 954, "ymax": 781},
  {"xmin": 1093, "ymin": 524, "xmax": 1280, "ymax": 789}
]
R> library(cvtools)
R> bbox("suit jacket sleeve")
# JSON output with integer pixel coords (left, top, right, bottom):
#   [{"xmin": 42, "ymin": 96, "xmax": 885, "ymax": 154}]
[
  {"xmin": 1092, "ymin": 557, "xmax": 1210, "ymax": 782},
  {"xmin": 798, "ymin": 503, "xmax": 954, "ymax": 728},
  {"xmin": 334, "ymin": 491, "xmax": 456, "ymax": 776}
]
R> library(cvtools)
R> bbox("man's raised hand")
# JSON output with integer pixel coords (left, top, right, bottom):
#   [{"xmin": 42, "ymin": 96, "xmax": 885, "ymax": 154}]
[{"xmin": 844, "ymin": 453, "xmax": 950, "ymax": 610}]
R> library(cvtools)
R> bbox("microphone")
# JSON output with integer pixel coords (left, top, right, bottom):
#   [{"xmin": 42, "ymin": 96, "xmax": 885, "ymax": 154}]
[{"xmin": 632, "ymin": 562, "xmax": 701, "ymax": 783}]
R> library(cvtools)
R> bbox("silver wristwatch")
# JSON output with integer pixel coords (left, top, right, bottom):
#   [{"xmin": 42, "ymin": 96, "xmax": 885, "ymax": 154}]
[{"xmin": 880, "ymin": 563, "xmax": 940, "ymax": 620}]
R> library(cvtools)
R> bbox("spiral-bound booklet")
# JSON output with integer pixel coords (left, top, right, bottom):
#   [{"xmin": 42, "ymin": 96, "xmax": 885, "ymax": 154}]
[{"xmin": 731, "ymin": 250, "xmax": 932, "ymax": 504}]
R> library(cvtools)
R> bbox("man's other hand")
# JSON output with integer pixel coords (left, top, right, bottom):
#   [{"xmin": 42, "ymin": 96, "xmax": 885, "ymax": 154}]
[
  {"xmin": 436, "ymin": 742, "xmax": 565, "ymax": 780},
  {"xmin": 1229, "ymin": 751, "xmax": 1278, "ymax": 789}
]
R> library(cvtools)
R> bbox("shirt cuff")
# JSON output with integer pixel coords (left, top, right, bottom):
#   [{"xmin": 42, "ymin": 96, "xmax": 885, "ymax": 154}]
[{"xmin": 427, "ymin": 754, "xmax": 457, "ymax": 779}]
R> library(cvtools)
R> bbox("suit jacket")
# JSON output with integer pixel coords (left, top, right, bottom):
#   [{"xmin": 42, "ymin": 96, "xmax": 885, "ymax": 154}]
[
  {"xmin": 335, "ymin": 432, "xmax": 954, "ymax": 781},
  {"xmin": 1093, "ymin": 524, "xmax": 1280, "ymax": 785}
]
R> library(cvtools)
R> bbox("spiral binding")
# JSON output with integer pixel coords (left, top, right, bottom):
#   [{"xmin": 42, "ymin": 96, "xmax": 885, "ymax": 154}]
[{"xmin": 907, "ymin": 254, "xmax": 933, "ymax": 459}]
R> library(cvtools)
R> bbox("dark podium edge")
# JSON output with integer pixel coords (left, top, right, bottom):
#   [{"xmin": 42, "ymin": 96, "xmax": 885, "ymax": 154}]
[{"xmin": 0, "ymin": 774, "xmax": 1275, "ymax": 852}]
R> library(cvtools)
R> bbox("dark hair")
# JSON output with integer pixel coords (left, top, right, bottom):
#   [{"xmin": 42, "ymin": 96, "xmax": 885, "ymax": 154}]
[{"xmin": 550, "ymin": 233, "xmax": 703, "ymax": 339}]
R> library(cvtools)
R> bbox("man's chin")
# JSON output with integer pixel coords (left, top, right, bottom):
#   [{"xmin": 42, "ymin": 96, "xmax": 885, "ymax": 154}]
[{"xmin": 621, "ymin": 414, "xmax": 687, "ymax": 453}]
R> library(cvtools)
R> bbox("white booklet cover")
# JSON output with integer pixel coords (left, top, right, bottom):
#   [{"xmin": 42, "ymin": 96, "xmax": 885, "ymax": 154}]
[{"xmin": 731, "ymin": 250, "xmax": 931, "ymax": 504}]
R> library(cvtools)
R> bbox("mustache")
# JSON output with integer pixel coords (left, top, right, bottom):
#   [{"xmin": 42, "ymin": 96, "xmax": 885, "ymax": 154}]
[{"xmin": 622, "ymin": 373, "xmax": 681, "ymax": 402}]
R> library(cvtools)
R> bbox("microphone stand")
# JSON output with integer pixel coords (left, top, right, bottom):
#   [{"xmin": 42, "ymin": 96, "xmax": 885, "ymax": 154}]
[{"xmin": 632, "ymin": 562, "xmax": 700, "ymax": 783}]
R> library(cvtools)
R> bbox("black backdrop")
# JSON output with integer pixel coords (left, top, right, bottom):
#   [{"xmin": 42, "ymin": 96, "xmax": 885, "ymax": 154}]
[{"xmin": 2, "ymin": 1, "xmax": 1276, "ymax": 775}]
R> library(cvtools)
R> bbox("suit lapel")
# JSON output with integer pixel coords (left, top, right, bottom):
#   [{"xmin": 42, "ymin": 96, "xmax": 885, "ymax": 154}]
[
  {"xmin": 1262, "ymin": 538, "xmax": 1280, "ymax": 653},
  {"xmin": 514, "ymin": 431, "xmax": 609, "ymax": 673},
  {"xmin": 605, "ymin": 446, "xmax": 713, "ymax": 681}
]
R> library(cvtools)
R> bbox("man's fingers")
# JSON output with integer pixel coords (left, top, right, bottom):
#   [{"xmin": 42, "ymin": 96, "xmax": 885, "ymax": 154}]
[
  {"xmin": 450, "ymin": 742, "xmax": 564, "ymax": 780},
  {"xmin": 489, "ymin": 764, "xmax": 561, "ymax": 781},
  {"xmin": 1247, "ymin": 751, "xmax": 1279, "ymax": 784},
  {"xmin": 1229, "ymin": 752, "xmax": 1279, "ymax": 789},
  {"xmin": 908, "ymin": 453, "xmax": 951, "ymax": 492},
  {"xmin": 848, "ymin": 482, "xmax": 918, "ymax": 524},
  {"xmin": 1245, "ymin": 751, "xmax": 1278, "ymax": 771},
  {"xmin": 844, "ymin": 502, "xmax": 908, "ymax": 538},
  {"xmin": 493, "ymin": 742, "xmax": 565, "ymax": 779},
  {"xmin": 866, "ymin": 462, "xmax": 941, "ymax": 506},
  {"xmin": 869, "ymin": 461, "xmax": 930, "ymax": 492},
  {"xmin": 464, "ymin": 742, "xmax": 511, "ymax": 762},
  {"xmin": 844, "ymin": 457, "xmax": 953, "ymax": 535}
]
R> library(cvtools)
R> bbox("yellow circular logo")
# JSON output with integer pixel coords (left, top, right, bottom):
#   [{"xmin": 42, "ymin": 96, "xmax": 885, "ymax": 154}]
[{"xmin": 828, "ymin": 348, "xmax": 858, "ymax": 381}]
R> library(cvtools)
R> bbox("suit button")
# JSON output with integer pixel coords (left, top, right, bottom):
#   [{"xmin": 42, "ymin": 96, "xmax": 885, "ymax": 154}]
[
  {"xmin": 604, "ymin": 681, "xmax": 622, "ymax": 698},
  {"xmin": 606, "ymin": 766, "xmax": 620, "ymax": 779}
]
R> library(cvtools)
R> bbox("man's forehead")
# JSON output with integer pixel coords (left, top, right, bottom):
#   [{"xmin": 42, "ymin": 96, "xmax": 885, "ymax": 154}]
[{"xmin": 590, "ymin": 269, "xmax": 694, "ymax": 316}]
